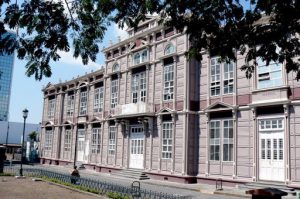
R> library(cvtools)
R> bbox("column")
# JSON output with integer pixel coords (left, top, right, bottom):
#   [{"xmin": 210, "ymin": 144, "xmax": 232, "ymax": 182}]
[
  {"xmin": 143, "ymin": 118, "xmax": 148, "ymax": 169},
  {"xmin": 233, "ymin": 109, "xmax": 237, "ymax": 178},
  {"xmin": 114, "ymin": 120, "xmax": 120, "ymax": 166},
  {"xmin": 126, "ymin": 121, "xmax": 130, "ymax": 168},
  {"xmin": 148, "ymin": 118, "xmax": 153, "ymax": 171},
  {"xmin": 158, "ymin": 115, "xmax": 162, "ymax": 171},
  {"xmin": 284, "ymin": 104, "xmax": 290, "ymax": 183},
  {"xmin": 205, "ymin": 112, "xmax": 209, "ymax": 176},
  {"xmin": 252, "ymin": 108, "xmax": 257, "ymax": 181},
  {"xmin": 100, "ymin": 121, "xmax": 105, "ymax": 165},
  {"xmin": 171, "ymin": 113, "xmax": 176, "ymax": 173},
  {"xmin": 173, "ymin": 56, "xmax": 177, "ymax": 110}
]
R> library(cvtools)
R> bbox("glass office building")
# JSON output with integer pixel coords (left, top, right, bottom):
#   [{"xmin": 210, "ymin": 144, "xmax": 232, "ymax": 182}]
[{"xmin": 0, "ymin": 32, "xmax": 15, "ymax": 121}]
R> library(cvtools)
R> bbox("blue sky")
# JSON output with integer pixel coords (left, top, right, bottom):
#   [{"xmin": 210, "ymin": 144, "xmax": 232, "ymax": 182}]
[{"xmin": 9, "ymin": 24, "xmax": 128, "ymax": 123}]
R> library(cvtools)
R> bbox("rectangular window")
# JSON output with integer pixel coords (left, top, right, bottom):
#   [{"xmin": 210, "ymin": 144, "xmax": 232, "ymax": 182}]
[
  {"xmin": 91, "ymin": 128, "xmax": 101, "ymax": 154},
  {"xmin": 64, "ymin": 129, "xmax": 71, "ymax": 152},
  {"xmin": 45, "ymin": 130, "xmax": 53, "ymax": 151},
  {"xmin": 108, "ymin": 126, "xmax": 116, "ymax": 155},
  {"xmin": 94, "ymin": 87, "xmax": 104, "ymax": 112},
  {"xmin": 210, "ymin": 121, "xmax": 220, "ymax": 161},
  {"xmin": 66, "ymin": 94, "xmax": 74, "ymax": 117},
  {"xmin": 48, "ymin": 99, "xmax": 56, "ymax": 119},
  {"xmin": 210, "ymin": 58, "xmax": 221, "ymax": 96},
  {"xmin": 223, "ymin": 120, "xmax": 233, "ymax": 161},
  {"xmin": 210, "ymin": 57, "xmax": 235, "ymax": 96},
  {"xmin": 163, "ymin": 63, "xmax": 174, "ymax": 101},
  {"xmin": 79, "ymin": 91, "xmax": 87, "ymax": 115},
  {"xmin": 131, "ymin": 72, "xmax": 146, "ymax": 103},
  {"xmin": 111, "ymin": 79, "xmax": 118, "ymax": 108},
  {"xmin": 162, "ymin": 122, "xmax": 173, "ymax": 159},
  {"xmin": 257, "ymin": 58, "xmax": 283, "ymax": 89}
]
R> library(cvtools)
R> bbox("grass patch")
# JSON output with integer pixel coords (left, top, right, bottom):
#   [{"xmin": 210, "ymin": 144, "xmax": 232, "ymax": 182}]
[{"xmin": 0, "ymin": 172, "xmax": 14, "ymax": 176}]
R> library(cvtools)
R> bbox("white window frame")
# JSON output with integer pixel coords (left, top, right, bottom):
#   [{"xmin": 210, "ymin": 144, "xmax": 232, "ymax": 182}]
[
  {"xmin": 94, "ymin": 87, "xmax": 104, "ymax": 112},
  {"xmin": 111, "ymin": 79, "xmax": 118, "ymax": 108},
  {"xmin": 91, "ymin": 128, "xmax": 101, "ymax": 154},
  {"xmin": 259, "ymin": 117, "xmax": 284, "ymax": 131},
  {"xmin": 108, "ymin": 126, "xmax": 116, "ymax": 155},
  {"xmin": 66, "ymin": 94, "xmax": 75, "ymax": 117},
  {"xmin": 131, "ymin": 71, "xmax": 146, "ymax": 103},
  {"xmin": 64, "ymin": 129, "xmax": 72, "ymax": 152},
  {"xmin": 45, "ymin": 129, "xmax": 53, "ymax": 151},
  {"xmin": 48, "ymin": 99, "xmax": 56, "ymax": 119},
  {"xmin": 163, "ymin": 63, "xmax": 174, "ymax": 101},
  {"xmin": 162, "ymin": 122, "xmax": 173, "ymax": 159},
  {"xmin": 210, "ymin": 57, "xmax": 234, "ymax": 96},
  {"xmin": 257, "ymin": 59, "xmax": 283, "ymax": 89},
  {"xmin": 209, "ymin": 119, "xmax": 234, "ymax": 162},
  {"xmin": 133, "ymin": 49, "xmax": 149, "ymax": 65},
  {"xmin": 79, "ymin": 91, "xmax": 87, "ymax": 115}
]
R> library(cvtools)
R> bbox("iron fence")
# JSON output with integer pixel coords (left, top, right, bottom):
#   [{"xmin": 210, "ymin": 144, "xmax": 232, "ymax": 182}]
[{"xmin": 3, "ymin": 166, "xmax": 191, "ymax": 199}]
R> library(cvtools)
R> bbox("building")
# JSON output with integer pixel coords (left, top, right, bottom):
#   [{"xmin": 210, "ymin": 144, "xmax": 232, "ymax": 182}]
[
  {"xmin": 0, "ymin": 32, "xmax": 15, "ymax": 121},
  {"xmin": 40, "ymin": 16, "xmax": 300, "ymax": 187}
]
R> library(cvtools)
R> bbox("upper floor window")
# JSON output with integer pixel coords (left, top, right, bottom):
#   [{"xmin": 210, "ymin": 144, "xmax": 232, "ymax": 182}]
[
  {"xmin": 66, "ymin": 93, "xmax": 74, "ymax": 117},
  {"xmin": 133, "ymin": 49, "xmax": 148, "ymax": 65},
  {"xmin": 94, "ymin": 87, "xmax": 104, "ymax": 112},
  {"xmin": 48, "ymin": 98, "xmax": 56, "ymax": 119},
  {"xmin": 79, "ymin": 90, "xmax": 87, "ymax": 115},
  {"xmin": 210, "ymin": 119, "xmax": 234, "ymax": 161},
  {"xmin": 162, "ymin": 121, "xmax": 173, "ymax": 159},
  {"xmin": 108, "ymin": 126, "xmax": 116, "ymax": 155},
  {"xmin": 164, "ymin": 43, "xmax": 175, "ymax": 55},
  {"xmin": 131, "ymin": 71, "xmax": 146, "ymax": 103},
  {"xmin": 111, "ymin": 79, "xmax": 118, "ymax": 108},
  {"xmin": 163, "ymin": 59, "xmax": 174, "ymax": 101},
  {"xmin": 257, "ymin": 58, "xmax": 283, "ymax": 89},
  {"xmin": 210, "ymin": 57, "xmax": 234, "ymax": 96},
  {"xmin": 91, "ymin": 127, "xmax": 101, "ymax": 154},
  {"xmin": 112, "ymin": 63, "xmax": 120, "ymax": 73}
]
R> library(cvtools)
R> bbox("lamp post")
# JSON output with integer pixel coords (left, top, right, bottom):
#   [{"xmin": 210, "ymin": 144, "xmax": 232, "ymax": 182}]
[{"xmin": 20, "ymin": 108, "xmax": 28, "ymax": 176}]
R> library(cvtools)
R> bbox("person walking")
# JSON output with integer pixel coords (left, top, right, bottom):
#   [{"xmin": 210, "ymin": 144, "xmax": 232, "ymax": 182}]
[{"xmin": 71, "ymin": 166, "xmax": 80, "ymax": 184}]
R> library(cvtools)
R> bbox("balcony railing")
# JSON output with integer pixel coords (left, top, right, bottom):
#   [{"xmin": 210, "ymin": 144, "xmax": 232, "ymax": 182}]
[{"xmin": 114, "ymin": 102, "xmax": 153, "ymax": 116}]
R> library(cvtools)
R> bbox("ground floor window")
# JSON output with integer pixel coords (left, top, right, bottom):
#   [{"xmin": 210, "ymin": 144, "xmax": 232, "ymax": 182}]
[
  {"xmin": 108, "ymin": 126, "xmax": 116, "ymax": 155},
  {"xmin": 162, "ymin": 122, "xmax": 173, "ymax": 159},
  {"xmin": 45, "ymin": 129, "xmax": 53, "ymax": 151},
  {"xmin": 91, "ymin": 128, "xmax": 101, "ymax": 154},
  {"xmin": 64, "ymin": 129, "xmax": 71, "ymax": 152},
  {"xmin": 210, "ymin": 119, "xmax": 233, "ymax": 161}
]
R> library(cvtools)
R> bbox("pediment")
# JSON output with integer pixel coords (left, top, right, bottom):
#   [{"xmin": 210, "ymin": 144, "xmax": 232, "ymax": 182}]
[
  {"xmin": 204, "ymin": 102, "xmax": 234, "ymax": 112},
  {"xmin": 89, "ymin": 116, "xmax": 101, "ymax": 123},
  {"xmin": 156, "ymin": 107, "xmax": 174, "ymax": 114}
]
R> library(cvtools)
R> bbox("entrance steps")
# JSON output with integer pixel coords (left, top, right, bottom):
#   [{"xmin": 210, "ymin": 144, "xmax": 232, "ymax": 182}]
[
  {"xmin": 238, "ymin": 182, "xmax": 296, "ymax": 195},
  {"xmin": 114, "ymin": 168, "xmax": 150, "ymax": 180}
]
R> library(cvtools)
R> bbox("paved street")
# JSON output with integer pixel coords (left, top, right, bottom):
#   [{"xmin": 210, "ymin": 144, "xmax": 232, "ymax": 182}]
[{"xmin": 0, "ymin": 176, "xmax": 105, "ymax": 199}]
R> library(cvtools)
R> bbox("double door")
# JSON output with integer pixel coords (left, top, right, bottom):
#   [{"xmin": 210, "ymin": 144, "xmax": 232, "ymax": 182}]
[{"xmin": 129, "ymin": 126, "xmax": 144, "ymax": 169}]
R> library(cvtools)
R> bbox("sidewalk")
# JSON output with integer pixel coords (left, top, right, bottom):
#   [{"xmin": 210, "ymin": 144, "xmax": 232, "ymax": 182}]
[{"xmin": 25, "ymin": 164, "xmax": 296, "ymax": 199}]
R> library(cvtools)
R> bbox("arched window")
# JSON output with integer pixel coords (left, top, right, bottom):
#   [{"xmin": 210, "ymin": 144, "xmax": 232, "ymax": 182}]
[
  {"xmin": 164, "ymin": 43, "xmax": 175, "ymax": 55},
  {"xmin": 141, "ymin": 50, "xmax": 148, "ymax": 62},
  {"xmin": 112, "ymin": 63, "xmax": 120, "ymax": 73}
]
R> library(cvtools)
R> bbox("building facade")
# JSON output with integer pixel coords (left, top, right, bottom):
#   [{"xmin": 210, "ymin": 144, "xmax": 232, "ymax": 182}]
[
  {"xmin": 40, "ymin": 16, "xmax": 300, "ymax": 187},
  {"xmin": 0, "ymin": 32, "xmax": 15, "ymax": 121}
]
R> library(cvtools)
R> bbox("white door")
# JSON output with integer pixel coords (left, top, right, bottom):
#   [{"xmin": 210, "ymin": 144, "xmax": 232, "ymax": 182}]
[
  {"xmin": 77, "ymin": 129, "xmax": 85, "ymax": 162},
  {"xmin": 259, "ymin": 131, "xmax": 284, "ymax": 181},
  {"xmin": 129, "ymin": 126, "xmax": 144, "ymax": 169}
]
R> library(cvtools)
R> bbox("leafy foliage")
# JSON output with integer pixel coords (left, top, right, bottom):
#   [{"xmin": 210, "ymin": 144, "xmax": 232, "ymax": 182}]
[
  {"xmin": 1, "ymin": 0, "xmax": 300, "ymax": 79},
  {"xmin": 28, "ymin": 131, "xmax": 37, "ymax": 141}
]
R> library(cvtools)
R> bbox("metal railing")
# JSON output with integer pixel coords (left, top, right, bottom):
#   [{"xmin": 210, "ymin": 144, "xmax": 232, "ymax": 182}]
[{"xmin": 4, "ymin": 166, "xmax": 190, "ymax": 199}]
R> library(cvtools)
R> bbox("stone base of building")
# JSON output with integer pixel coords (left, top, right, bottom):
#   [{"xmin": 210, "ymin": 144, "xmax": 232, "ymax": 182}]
[
  {"xmin": 146, "ymin": 172, "xmax": 197, "ymax": 184},
  {"xmin": 197, "ymin": 176, "xmax": 250, "ymax": 187}
]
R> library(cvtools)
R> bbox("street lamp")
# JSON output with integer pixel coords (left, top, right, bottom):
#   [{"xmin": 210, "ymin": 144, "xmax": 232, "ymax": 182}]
[{"xmin": 20, "ymin": 108, "xmax": 28, "ymax": 176}]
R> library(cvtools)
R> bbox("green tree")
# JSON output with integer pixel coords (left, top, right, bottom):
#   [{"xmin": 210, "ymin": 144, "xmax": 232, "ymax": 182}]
[
  {"xmin": 28, "ymin": 131, "xmax": 37, "ymax": 142},
  {"xmin": 0, "ymin": 0, "xmax": 299, "ymax": 80}
]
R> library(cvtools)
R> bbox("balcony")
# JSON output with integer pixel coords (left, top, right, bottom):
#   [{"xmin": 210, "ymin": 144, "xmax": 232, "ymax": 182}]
[
  {"xmin": 114, "ymin": 102, "xmax": 154, "ymax": 117},
  {"xmin": 251, "ymin": 86, "xmax": 289, "ymax": 105}
]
